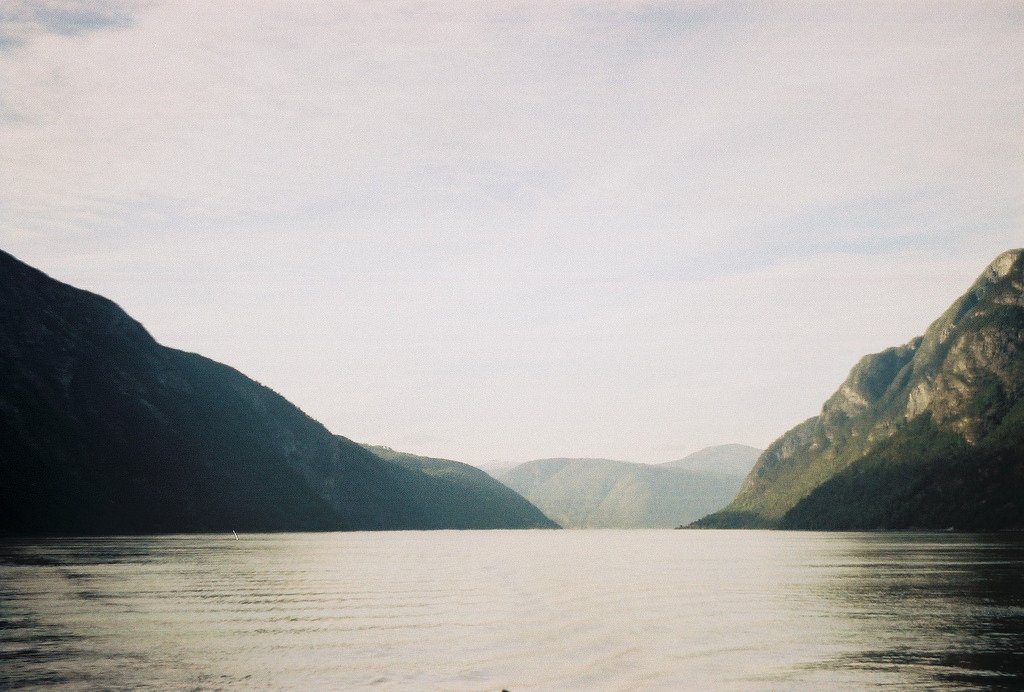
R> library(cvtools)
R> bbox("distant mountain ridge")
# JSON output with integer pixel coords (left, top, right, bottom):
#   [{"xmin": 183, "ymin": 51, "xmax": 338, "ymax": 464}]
[
  {"xmin": 498, "ymin": 447, "xmax": 757, "ymax": 529},
  {"xmin": 0, "ymin": 249, "xmax": 556, "ymax": 535},
  {"xmin": 661, "ymin": 444, "xmax": 762, "ymax": 476},
  {"xmin": 363, "ymin": 446, "xmax": 558, "ymax": 528},
  {"xmin": 695, "ymin": 249, "xmax": 1024, "ymax": 530}
]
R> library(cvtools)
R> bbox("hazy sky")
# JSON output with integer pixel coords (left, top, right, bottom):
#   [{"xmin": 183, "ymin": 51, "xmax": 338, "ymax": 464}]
[{"xmin": 2, "ymin": 1, "xmax": 1022, "ymax": 465}]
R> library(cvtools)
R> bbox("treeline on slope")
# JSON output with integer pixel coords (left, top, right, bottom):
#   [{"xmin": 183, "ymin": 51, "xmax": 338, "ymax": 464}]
[
  {"xmin": 694, "ymin": 249, "xmax": 1024, "ymax": 531},
  {"xmin": 780, "ymin": 404, "xmax": 1024, "ymax": 530},
  {"xmin": 0, "ymin": 249, "xmax": 556, "ymax": 535}
]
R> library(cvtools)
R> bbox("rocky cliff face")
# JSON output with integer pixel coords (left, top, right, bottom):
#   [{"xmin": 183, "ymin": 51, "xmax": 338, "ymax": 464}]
[{"xmin": 695, "ymin": 249, "xmax": 1024, "ymax": 530}]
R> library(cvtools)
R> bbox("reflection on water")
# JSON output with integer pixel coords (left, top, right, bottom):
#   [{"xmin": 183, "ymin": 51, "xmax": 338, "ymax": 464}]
[
  {"xmin": 1, "ymin": 531, "xmax": 1022, "ymax": 689},
  {"xmin": 807, "ymin": 534, "xmax": 1024, "ymax": 687}
]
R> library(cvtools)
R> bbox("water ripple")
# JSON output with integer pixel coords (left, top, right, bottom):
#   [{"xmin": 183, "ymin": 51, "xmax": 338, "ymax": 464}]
[{"xmin": 1, "ymin": 531, "xmax": 1022, "ymax": 689}]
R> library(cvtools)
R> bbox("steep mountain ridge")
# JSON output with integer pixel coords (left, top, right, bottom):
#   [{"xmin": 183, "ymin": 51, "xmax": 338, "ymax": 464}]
[
  {"xmin": 0, "ymin": 249, "xmax": 555, "ymax": 535},
  {"xmin": 695, "ymin": 249, "xmax": 1024, "ymax": 529}
]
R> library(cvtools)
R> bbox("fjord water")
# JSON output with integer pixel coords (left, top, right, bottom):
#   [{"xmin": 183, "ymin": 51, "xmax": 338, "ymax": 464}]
[{"xmin": 2, "ymin": 531, "xmax": 1022, "ymax": 689}]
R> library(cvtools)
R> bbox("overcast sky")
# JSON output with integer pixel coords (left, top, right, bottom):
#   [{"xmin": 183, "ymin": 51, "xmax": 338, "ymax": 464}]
[{"xmin": 2, "ymin": 0, "xmax": 1021, "ymax": 465}]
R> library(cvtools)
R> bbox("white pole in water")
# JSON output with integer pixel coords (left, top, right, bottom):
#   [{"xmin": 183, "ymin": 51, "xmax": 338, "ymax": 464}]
[{"xmin": 233, "ymin": 530, "xmax": 238, "ymax": 540}]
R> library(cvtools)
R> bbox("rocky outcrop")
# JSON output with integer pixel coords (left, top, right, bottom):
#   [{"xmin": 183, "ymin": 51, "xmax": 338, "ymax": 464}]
[{"xmin": 695, "ymin": 249, "xmax": 1024, "ymax": 530}]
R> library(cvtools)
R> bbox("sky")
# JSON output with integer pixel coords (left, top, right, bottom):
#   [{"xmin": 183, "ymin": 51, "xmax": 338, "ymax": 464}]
[{"xmin": 1, "ymin": 0, "xmax": 1022, "ymax": 466}]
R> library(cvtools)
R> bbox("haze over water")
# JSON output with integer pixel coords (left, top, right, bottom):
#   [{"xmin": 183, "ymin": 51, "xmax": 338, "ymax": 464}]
[{"xmin": 2, "ymin": 531, "xmax": 1022, "ymax": 689}]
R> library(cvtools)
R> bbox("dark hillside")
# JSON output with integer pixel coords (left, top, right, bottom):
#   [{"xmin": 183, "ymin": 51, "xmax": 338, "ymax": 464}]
[{"xmin": 0, "ymin": 249, "xmax": 554, "ymax": 535}]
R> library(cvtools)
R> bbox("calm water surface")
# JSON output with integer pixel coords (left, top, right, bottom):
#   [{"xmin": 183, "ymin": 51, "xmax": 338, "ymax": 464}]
[{"xmin": 1, "ymin": 530, "xmax": 1022, "ymax": 689}]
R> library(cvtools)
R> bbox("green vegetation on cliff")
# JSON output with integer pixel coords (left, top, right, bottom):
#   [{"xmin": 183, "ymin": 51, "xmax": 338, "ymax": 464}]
[{"xmin": 695, "ymin": 249, "xmax": 1024, "ymax": 530}]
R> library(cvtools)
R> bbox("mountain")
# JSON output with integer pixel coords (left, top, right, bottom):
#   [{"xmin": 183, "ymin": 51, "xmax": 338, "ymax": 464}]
[
  {"xmin": 363, "ymin": 446, "xmax": 558, "ymax": 528},
  {"xmin": 0, "ymin": 249, "xmax": 556, "ymax": 535},
  {"xmin": 475, "ymin": 461, "xmax": 518, "ymax": 477},
  {"xmin": 695, "ymin": 249, "xmax": 1024, "ymax": 531},
  {"xmin": 660, "ymin": 444, "xmax": 762, "ymax": 476},
  {"xmin": 497, "ymin": 457, "xmax": 745, "ymax": 529}
]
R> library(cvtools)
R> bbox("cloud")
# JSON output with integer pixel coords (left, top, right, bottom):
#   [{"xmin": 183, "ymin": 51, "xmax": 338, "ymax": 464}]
[
  {"xmin": 0, "ymin": 0, "xmax": 135, "ymax": 47},
  {"xmin": 1, "ymin": 1, "xmax": 1021, "ymax": 463}
]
